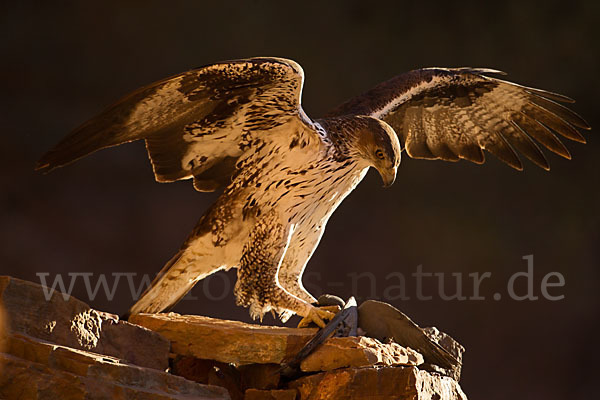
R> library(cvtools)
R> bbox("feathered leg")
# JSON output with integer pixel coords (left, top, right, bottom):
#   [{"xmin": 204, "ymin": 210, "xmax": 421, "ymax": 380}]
[
  {"xmin": 234, "ymin": 210, "xmax": 335, "ymax": 328},
  {"xmin": 277, "ymin": 225, "xmax": 326, "ymax": 304}
]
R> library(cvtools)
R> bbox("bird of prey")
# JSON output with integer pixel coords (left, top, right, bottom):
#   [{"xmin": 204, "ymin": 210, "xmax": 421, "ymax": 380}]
[{"xmin": 37, "ymin": 57, "xmax": 590, "ymax": 327}]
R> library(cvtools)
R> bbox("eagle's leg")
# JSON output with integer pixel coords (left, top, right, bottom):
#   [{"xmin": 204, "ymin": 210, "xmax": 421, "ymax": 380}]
[
  {"xmin": 276, "ymin": 225, "xmax": 330, "ymax": 322},
  {"xmin": 278, "ymin": 266, "xmax": 341, "ymax": 326},
  {"xmin": 234, "ymin": 211, "xmax": 335, "ymax": 328},
  {"xmin": 275, "ymin": 271, "xmax": 317, "ymax": 324},
  {"xmin": 277, "ymin": 269, "xmax": 316, "ymax": 303}
]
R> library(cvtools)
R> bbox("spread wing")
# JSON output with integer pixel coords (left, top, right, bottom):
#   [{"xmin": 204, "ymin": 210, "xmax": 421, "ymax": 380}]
[
  {"xmin": 37, "ymin": 57, "xmax": 315, "ymax": 191},
  {"xmin": 326, "ymin": 68, "xmax": 590, "ymax": 170}
]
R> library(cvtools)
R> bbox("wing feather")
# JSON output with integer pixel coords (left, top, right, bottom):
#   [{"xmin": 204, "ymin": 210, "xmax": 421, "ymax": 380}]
[
  {"xmin": 326, "ymin": 67, "xmax": 590, "ymax": 170},
  {"xmin": 512, "ymin": 112, "xmax": 571, "ymax": 160},
  {"xmin": 403, "ymin": 107, "xmax": 436, "ymax": 159},
  {"xmin": 38, "ymin": 57, "xmax": 315, "ymax": 191}
]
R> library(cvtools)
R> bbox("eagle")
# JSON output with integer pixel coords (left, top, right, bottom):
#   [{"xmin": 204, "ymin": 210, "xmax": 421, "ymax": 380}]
[{"xmin": 37, "ymin": 57, "xmax": 590, "ymax": 327}]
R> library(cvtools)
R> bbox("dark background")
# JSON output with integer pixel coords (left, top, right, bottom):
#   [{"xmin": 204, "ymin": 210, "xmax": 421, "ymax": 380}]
[{"xmin": 2, "ymin": 1, "xmax": 599, "ymax": 398}]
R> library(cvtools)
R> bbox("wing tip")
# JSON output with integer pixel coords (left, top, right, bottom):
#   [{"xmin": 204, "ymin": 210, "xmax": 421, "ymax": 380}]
[
  {"xmin": 35, "ymin": 155, "xmax": 58, "ymax": 174},
  {"xmin": 575, "ymin": 118, "xmax": 592, "ymax": 131},
  {"xmin": 34, "ymin": 161, "xmax": 49, "ymax": 172},
  {"xmin": 535, "ymin": 160, "xmax": 551, "ymax": 172},
  {"xmin": 470, "ymin": 67, "xmax": 508, "ymax": 76}
]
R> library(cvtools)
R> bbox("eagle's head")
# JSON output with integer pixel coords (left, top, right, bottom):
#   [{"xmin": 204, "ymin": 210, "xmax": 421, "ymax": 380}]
[
  {"xmin": 321, "ymin": 115, "xmax": 401, "ymax": 187},
  {"xmin": 352, "ymin": 116, "xmax": 401, "ymax": 187}
]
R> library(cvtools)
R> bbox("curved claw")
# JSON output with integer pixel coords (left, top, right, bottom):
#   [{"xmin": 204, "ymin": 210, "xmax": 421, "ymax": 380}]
[{"xmin": 297, "ymin": 305, "xmax": 340, "ymax": 328}]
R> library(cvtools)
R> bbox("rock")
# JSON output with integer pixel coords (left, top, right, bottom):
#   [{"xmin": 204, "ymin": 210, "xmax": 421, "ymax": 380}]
[
  {"xmin": 129, "ymin": 313, "xmax": 317, "ymax": 365},
  {"xmin": 0, "ymin": 301, "xmax": 5, "ymax": 375},
  {"xmin": 172, "ymin": 356, "xmax": 282, "ymax": 399},
  {"xmin": 0, "ymin": 275, "xmax": 170, "ymax": 370},
  {"xmin": 357, "ymin": 300, "xmax": 460, "ymax": 374},
  {"xmin": 423, "ymin": 327, "xmax": 464, "ymax": 364},
  {"xmin": 0, "ymin": 276, "xmax": 468, "ymax": 399},
  {"xmin": 238, "ymin": 363, "xmax": 281, "ymax": 390},
  {"xmin": 288, "ymin": 365, "xmax": 467, "ymax": 400},
  {"xmin": 0, "ymin": 333, "xmax": 230, "ymax": 399},
  {"xmin": 171, "ymin": 356, "xmax": 224, "ymax": 385},
  {"xmin": 422, "ymin": 326, "xmax": 465, "ymax": 380},
  {"xmin": 244, "ymin": 389, "xmax": 298, "ymax": 400},
  {"xmin": 207, "ymin": 363, "xmax": 244, "ymax": 400},
  {"xmin": 300, "ymin": 336, "xmax": 423, "ymax": 372}
]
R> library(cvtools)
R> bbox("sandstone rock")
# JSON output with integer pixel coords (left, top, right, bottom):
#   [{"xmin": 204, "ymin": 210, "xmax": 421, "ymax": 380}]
[
  {"xmin": 0, "ymin": 301, "xmax": 6, "ymax": 375},
  {"xmin": 423, "ymin": 327, "xmax": 464, "ymax": 364},
  {"xmin": 244, "ymin": 389, "xmax": 297, "ymax": 400},
  {"xmin": 129, "ymin": 313, "xmax": 317, "ymax": 365},
  {"xmin": 171, "ymin": 356, "xmax": 225, "ymax": 384},
  {"xmin": 0, "ymin": 333, "xmax": 230, "ymax": 399},
  {"xmin": 288, "ymin": 365, "xmax": 467, "ymax": 400},
  {"xmin": 357, "ymin": 300, "xmax": 460, "ymax": 375},
  {"xmin": 422, "ymin": 326, "xmax": 464, "ymax": 380},
  {"xmin": 0, "ymin": 275, "xmax": 170, "ymax": 370},
  {"xmin": 207, "ymin": 362, "xmax": 244, "ymax": 400},
  {"xmin": 1, "ymin": 276, "xmax": 468, "ymax": 400},
  {"xmin": 300, "ymin": 336, "xmax": 423, "ymax": 372},
  {"xmin": 172, "ymin": 356, "xmax": 282, "ymax": 399},
  {"xmin": 238, "ymin": 363, "xmax": 281, "ymax": 390}
]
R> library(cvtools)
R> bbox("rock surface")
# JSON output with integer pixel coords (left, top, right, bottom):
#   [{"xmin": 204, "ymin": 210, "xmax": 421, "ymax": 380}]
[
  {"xmin": 0, "ymin": 301, "xmax": 5, "ymax": 375},
  {"xmin": 422, "ymin": 326, "xmax": 465, "ymax": 380},
  {"xmin": 244, "ymin": 389, "xmax": 298, "ymax": 400},
  {"xmin": 288, "ymin": 365, "xmax": 467, "ymax": 400},
  {"xmin": 129, "ymin": 313, "xmax": 317, "ymax": 365},
  {"xmin": 0, "ymin": 275, "xmax": 170, "ymax": 370},
  {"xmin": 0, "ymin": 333, "xmax": 230, "ymax": 399},
  {"xmin": 300, "ymin": 336, "xmax": 423, "ymax": 372},
  {"xmin": 0, "ymin": 276, "xmax": 468, "ymax": 399}
]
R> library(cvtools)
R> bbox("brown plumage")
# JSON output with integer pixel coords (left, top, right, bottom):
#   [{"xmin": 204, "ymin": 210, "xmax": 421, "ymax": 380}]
[
  {"xmin": 327, "ymin": 67, "xmax": 590, "ymax": 171},
  {"xmin": 37, "ymin": 58, "xmax": 589, "ymax": 327}
]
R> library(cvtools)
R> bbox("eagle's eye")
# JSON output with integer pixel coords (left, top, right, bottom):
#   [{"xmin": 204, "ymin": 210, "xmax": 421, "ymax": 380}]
[{"xmin": 375, "ymin": 149, "xmax": 385, "ymax": 160}]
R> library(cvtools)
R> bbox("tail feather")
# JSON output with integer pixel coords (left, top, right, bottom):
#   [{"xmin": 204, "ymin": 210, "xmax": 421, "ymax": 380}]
[{"xmin": 128, "ymin": 247, "xmax": 223, "ymax": 315}]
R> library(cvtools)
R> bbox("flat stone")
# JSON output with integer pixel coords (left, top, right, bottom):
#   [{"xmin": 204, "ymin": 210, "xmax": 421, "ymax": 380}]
[
  {"xmin": 288, "ymin": 365, "xmax": 467, "ymax": 400},
  {"xmin": 129, "ymin": 313, "xmax": 317, "ymax": 365},
  {"xmin": 244, "ymin": 389, "xmax": 297, "ymax": 400},
  {"xmin": 0, "ymin": 275, "xmax": 170, "ymax": 370},
  {"xmin": 0, "ymin": 333, "xmax": 230, "ymax": 399},
  {"xmin": 300, "ymin": 336, "xmax": 423, "ymax": 372}
]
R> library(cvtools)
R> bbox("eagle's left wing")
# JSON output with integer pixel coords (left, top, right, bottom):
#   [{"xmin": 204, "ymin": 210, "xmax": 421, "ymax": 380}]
[
  {"xmin": 37, "ymin": 57, "xmax": 317, "ymax": 191},
  {"xmin": 326, "ymin": 68, "xmax": 590, "ymax": 170}
]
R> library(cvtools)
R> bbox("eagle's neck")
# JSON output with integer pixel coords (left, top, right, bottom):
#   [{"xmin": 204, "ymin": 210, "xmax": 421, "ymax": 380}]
[{"xmin": 316, "ymin": 116, "xmax": 366, "ymax": 163}]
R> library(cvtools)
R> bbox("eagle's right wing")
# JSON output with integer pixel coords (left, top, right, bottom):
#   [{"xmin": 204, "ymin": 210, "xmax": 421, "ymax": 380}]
[
  {"xmin": 326, "ymin": 68, "xmax": 590, "ymax": 170},
  {"xmin": 37, "ymin": 57, "xmax": 316, "ymax": 191}
]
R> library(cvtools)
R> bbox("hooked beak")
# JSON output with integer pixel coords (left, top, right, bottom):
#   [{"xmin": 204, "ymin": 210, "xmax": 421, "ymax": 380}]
[{"xmin": 378, "ymin": 167, "xmax": 397, "ymax": 188}]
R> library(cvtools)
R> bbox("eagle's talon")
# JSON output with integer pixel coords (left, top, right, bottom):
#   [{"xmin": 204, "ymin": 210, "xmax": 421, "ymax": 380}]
[{"xmin": 297, "ymin": 305, "xmax": 340, "ymax": 328}]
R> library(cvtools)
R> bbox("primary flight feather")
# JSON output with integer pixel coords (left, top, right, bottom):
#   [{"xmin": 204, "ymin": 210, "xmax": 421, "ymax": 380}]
[{"xmin": 37, "ymin": 57, "xmax": 590, "ymax": 327}]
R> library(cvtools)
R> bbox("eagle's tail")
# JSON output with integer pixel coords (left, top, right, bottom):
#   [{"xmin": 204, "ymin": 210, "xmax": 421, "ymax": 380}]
[{"xmin": 125, "ymin": 245, "xmax": 224, "ymax": 318}]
